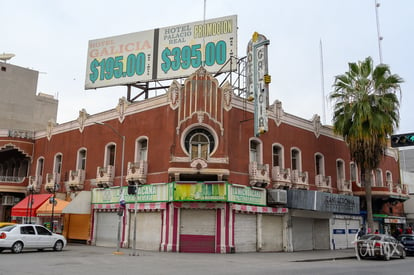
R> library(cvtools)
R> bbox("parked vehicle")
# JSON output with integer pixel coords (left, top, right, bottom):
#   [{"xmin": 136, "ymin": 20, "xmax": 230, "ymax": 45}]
[
  {"xmin": 0, "ymin": 222, "xmax": 15, "ymax": 228},
  {"xmin": 398, "ymin": 234, "xmax": 414, "ymax": 255},
  {"xmin": 0, "ymin": 224, "xmax": 66, "ymax": 253},
  {"xmin": 356, "ymin": 234, "xmax": 406, "ymax": 260}
]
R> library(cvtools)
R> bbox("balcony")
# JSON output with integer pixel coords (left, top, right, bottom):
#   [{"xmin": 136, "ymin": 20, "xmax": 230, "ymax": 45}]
[
  {"xmin": 44, "ymin": 173, "xmax": 60, "ymax": 192},
  {"xmin": 315, "ymin": 174, "xmax": 332, "ymax": 193},
  {"xmin": 126, "ymin": 160, "xmax": 148, "ymax": 184},
  {"xmin": 66, "ymin": 169, "xmax": 85, "ymax": 191},
  {"xmin": 28, "ymin": 175, "xmax": 42, "ymax": 192},
  {"xmin": 249, "ymin": 162, "xmax": 270, "ymax": 187},
  {"xmin": 271, "ymin": 166, "xmax": 292, "ymax": 189},
  {"xmin": 291, "ymin": 170, "xmax": 309, "ymax": 190},
  {"xmin": 96, "ymin": 165, "xmax": 114, "ymax": 188},
  {"xmin": 353, "ymin": 180, "xmax": 409, "ymax": 200},
  {"xmin": 337, "ymin": 178, "xmax": 352, "ymax": 194}
]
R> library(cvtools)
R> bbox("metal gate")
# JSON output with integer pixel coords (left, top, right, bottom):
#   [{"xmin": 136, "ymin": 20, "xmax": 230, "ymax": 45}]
[
  {"xmin": 234, "ymin": 213, "xmax": 257, "ymax": 252},
  {"xmin": 179, "ymin": 209, "xmax": 216, "ymax": 253},
  {"xmin": 261, "ymin": 215, "xmax": 283, "ymax": 251},
  {"xmin": 95, "ymin": 212, "xmax": 118, "ymax": 247},
  {"xmin": 129, "ymin": 212, "xmax": 162, "ymax": 251}
]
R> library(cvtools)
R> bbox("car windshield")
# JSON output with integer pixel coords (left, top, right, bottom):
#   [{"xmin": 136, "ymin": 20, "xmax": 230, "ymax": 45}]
[{"xmin": 401, "ymin": 235, "xmax": 414, "ymax": 241}]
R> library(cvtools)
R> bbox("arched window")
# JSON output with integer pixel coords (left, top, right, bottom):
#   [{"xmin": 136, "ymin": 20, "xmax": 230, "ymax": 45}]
[
  {"xmin": 386, "ymin": 171, "xmax": 392, "ymax": 185},
  {"xmin": 272, "ymin": 144, "xmax": 284, "ymax": 168},
  {"xmin": 184, "ymin": 128, "xmax": 215, "ymax": 160},
  {"xmin": 105, "ymin": 143, "xmax": 116, "ymax": 166},
  {"xmin": 54, "ymin": 153, "xmax": 63, "ymax": 174},
  {"xmin": 315, "ymin": 153, "xmax": 325, "ymax": 176},
  {"xmin": 291, "ymin": 148, "xmax": 301, "ymax": 171},
  {"xmin": 250, "ymin": 139, "xmax": 262, "ymax": 163},
  {"xmin": 375, "ymin": 168, "xmax": 383, "ymax": 187},
  {"xmin": 137, "ymin": 138, "xmax": 148, "ymax": 162},
  {"xmin": 336, "ymin": 159, "xmax": 345, "ymax": 181},
  {"xmin": 36, "ymin": 157, "xmax": 44, "ymax": 177},
  {"xmin": 350, "ymin": 162, "xmax": 359, "ymax": 185},
  {"xmin": 77, "ymin": 148, "xmax": 87, "ymax": 170}
]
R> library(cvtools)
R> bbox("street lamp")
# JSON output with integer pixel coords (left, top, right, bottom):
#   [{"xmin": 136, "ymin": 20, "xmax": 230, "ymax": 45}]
[{"xmin": 95, "ymin": 122, "xmax": 125, "ymax": 255}]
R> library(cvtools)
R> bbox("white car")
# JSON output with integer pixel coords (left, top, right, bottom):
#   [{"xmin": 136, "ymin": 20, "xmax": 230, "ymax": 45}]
[{"xmin": 0, "ymin": 224, "xmax": 67, "ymax": 253}]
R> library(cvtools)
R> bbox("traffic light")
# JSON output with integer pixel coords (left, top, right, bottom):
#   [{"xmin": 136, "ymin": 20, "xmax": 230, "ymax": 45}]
[{"xmin": 391, "ymin": 133, "xmax": 414, "ymax": 148}]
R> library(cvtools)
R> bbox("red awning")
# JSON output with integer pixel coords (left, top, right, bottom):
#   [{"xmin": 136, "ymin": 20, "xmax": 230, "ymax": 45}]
[{"xmin": 11, "ymin": 194, "xmax": 52, "ymax": 217}]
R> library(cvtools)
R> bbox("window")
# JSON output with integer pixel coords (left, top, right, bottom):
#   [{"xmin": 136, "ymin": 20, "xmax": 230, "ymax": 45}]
[
  {"xmin": 21, "ymin": 226, "xmax": 35, "ymax": 235},
  {"xmin": 315, "ymin": 153, "xmax": 324, "ymax": 175},
  {"xmin": 250, "ymin": 139, "xmax": 261, "ymax": 163},
  {"xmin": 336, "ymin": 159, "xmax": 345, "ymax": 181},
  {"xmin": 191, "ymin": 133, "xmax": 209, "ymax": 160},
  {"xmin": 137, "ymin": 138, "xmax": 148, "ymax": 161},
  {"xmin": 36, "ymin": 226, "xmax": 52, "ymax": 235},
  {"xmin": 350, "ymin": 162, "xmax": 359, "ymax": 184},
  {"xmin": 77, "ymin": 149, "xmax": 87, "ymax": 170},
  {"xmin": 105, "ymin": 144, "xmax": 116, "ymax": 166},
  {"xmin": 184, "ymin": 128, "xmax": 215, "ymax": 160},
  {"xmin": 291, "ymin": 148, "xmax": 301, "ymax": 171},
  {"xmin": 386, "ymin": 171, "xmax": 392, "ymax": 184},
  {"xmin": 36, "ymin": 157, "xmax": 44, "ymax": 177},
  {"xmin": 54, "ymin": 154, "xmax": 62, "ymax": 174},
  {"xmin": 375, "ymin": 169, "xmax": 383, "ymax": 187},
  {"xmin": 272, "ymin": 145, "xmax": 283, "ymax": 168}
]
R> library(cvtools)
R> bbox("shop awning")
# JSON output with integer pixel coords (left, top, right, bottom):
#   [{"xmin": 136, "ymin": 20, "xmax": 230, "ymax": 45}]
[
  {"xmin": 62, "ymin": 191, "xmax": 91, "ymax": 214},
  {"xmin": 37, "ymin": 198, "xmax": 70, "ymax": 217},
  {"xmin": 11, "ymin": 194, "xmax": 52, "ymax": 217}
]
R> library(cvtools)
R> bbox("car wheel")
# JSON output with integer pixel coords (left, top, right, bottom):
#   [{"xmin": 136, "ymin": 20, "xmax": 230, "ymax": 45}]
[
  {"xmin": 384, "ymin": 253, "xmax": 391, "ymax": 261},
  {"xmin": 11, "ymin": 241, "xmax": 24, "ymax": 253},
  {"xmin": 0, "ymin": 248, "xmax": 4, "ymax": 253},
  {"xmin": 53, "ymin": 240, "xmax": 64, "ymax": 251},
  {"xmin": 401, "ymin": 250, "xmax": 406, "ymax": 259}
]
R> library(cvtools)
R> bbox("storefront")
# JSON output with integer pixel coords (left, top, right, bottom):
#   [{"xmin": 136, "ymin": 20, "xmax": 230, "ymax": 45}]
[
  {"xmin": 287, "ymin": 189, "xmax": 360, "ymax": 251},
  {"xmin": 36, "ymin": 198, "xmax": 69, "ymax": 233},
  {"xmin": 62, "ymin": 191, "xmax": 92, "ymax": 243}
]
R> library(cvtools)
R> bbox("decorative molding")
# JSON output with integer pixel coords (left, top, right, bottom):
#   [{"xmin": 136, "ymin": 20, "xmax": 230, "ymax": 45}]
[
  {"xmin": 168, "ymin": 80, "xmax": 181, "ymax": 110},
  {"xmin": 312, "ymin": 114, "xmax": 321, "ymax": 138},
  {"xmin": 222, "ymin": 81, "xmax": 233, "ymax": 111},
  {"xmin": 46, "ymin": 119, "xmax": 56, "ymax": 141},
  {"xmin": 272, "ymin": 100, "xmax": 284, "ymax": 127},
  {"xmin": 77, "ymin": 109, "xmax": 89, "ymax": 133},
  {"xmin": 116, "ymin": 97, "xmax": 129, "ymax": 123}
]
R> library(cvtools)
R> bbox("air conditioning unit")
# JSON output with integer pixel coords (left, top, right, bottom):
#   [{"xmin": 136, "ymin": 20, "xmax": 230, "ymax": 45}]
[
  {"xmin": 267, "ymin": 189, "xmax": 287, "ymax": 205},
  {"xmin": 2, "ymin": 196, "xmax": 14, "ymax": 206}
]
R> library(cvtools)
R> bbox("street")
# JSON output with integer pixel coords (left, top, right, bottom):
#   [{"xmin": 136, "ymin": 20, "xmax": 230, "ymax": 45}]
[{"xmin": 0, "ymin": 244, "xmax": 413, "ymax": 275}]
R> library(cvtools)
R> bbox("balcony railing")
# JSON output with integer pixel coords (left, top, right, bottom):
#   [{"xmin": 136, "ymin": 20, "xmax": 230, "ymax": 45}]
[
  {"xmin": 66, "ymin": 169, "xmax": 86, "ymax": 191},
  {"xmin": 28, "ymin": 175, "xmax": 42, "ymax": 192},
  {"xmin": 315, "ymin": 174, "xmax": 332, "ymax": 193},
  {"xmin": 337, "ymin": 178, "xmax": 352, "ymax": 194},
  {"xmin": 249, "ymin": 162, "xmax": 270, "ymax": 187},
  {"xmin": 271, "ymin": 166, "xmax": 292, "ymax": 189},
  {"xmin": 96, "ymin": 165, "xmax": 115, "ymax": 188},
  {"xmin": 291, "ymin": 170, "xmax": 309, "ymax": 190},
  {"xmin": 44, "ymin": 173, "xmax": 60, "ymax": 192},
  {"xmin": 0, "ymin": 175, "xmax": 25, "ymax": 183},
  {"xmin": 126, "ymin": 160, "xmax": 148, "ymax": 184}
]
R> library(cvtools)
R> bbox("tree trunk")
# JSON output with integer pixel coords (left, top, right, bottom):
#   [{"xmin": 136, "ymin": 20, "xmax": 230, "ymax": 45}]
[{"xmin": 365, "ymin": 169, "xmax": 374, "ymax": 233}]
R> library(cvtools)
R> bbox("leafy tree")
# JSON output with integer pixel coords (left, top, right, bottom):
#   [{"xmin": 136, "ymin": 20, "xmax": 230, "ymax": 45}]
[{"xmin": 330, "ymin": 57, "xmax": 403, "ymax": 232}]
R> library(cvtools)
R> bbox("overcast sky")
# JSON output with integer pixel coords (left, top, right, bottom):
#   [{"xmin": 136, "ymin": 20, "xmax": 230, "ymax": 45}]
[{"xmin": 2, "ymin": 0, "xmax": 413, "ymax": 134}]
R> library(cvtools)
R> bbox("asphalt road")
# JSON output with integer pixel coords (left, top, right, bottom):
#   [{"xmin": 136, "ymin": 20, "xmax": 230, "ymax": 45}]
[{"xmin": 0, "ymin": 244, "xmax": 413, "ymax": 275}]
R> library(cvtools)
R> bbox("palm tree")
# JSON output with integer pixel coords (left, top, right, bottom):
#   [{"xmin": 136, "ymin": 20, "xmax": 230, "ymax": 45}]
[{"xmin": 330, "ymin": 57, "xmax": 403, "ymax": 232}]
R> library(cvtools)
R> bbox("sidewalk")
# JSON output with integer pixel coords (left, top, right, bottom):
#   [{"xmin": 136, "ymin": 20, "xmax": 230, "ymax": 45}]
[{"xmin": 66, "ymin": 244, "xmax": 357, "ymax": 262}]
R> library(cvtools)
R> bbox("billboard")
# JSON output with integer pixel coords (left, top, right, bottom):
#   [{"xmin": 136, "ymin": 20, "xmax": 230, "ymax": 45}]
[{"xmin": 85, "ymin": 15, "xmax": 237, "ymax": 89}]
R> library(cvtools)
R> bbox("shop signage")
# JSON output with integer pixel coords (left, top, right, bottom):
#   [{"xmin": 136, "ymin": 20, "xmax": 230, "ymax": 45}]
[
  {"xmin": 92, "ymin": 183, "xmax": 171, "ymax": 204},
  {"xmin": 174, "ymin": 182, "xmax": 227, "ymax": 202},
  {"xmin": 227, "ymin": 184, "xmax": 266, "ymax": 206},
  {"xmin": 85, "ymin": 15, "xmax": 237, "ymax": 89},
  {"xmin": 384, "ymin": 217, "xmax": 406, "ymax": 224}
]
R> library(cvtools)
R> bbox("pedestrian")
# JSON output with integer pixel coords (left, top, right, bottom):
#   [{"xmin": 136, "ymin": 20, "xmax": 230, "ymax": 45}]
[
  {"xmin": 358, "ymin": 226, "xmax": 365, "ymax": 239},
  {"xmin": 406, "ymin": 225, "xmax": 412, "ymax": 234},
  {"xmin": 374, "ymin": 229, "xmax": 379, "ymax": 234}
]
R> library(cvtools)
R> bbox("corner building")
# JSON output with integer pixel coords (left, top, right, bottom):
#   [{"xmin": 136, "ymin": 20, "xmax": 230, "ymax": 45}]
[{"xmin": 7, "ymin": 67, "xmax": 407, "ymax": 253}]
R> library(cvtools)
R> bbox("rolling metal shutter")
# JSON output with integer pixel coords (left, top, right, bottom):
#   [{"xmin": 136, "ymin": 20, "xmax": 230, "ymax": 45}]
[
  {"xmin": 234, "ymin": 213, "xmax": 257, "ymax": 252},
  {"xmin": 67, "ymin": 214, "xmax": 90, "ymax": 241},
  {"xmin": 95, "ymin": 212, "xmax": 118, "ymax": 247},
  {"xmin": 179, "ymin": 209, "xmax": 216, "ymax": 253},
  {"xmin": 129, "ymin": 212, "xmax": 162, "ymax": 251},
  {"xmin": 261, "ymin": 215, "xmax": 283, "ymax": 252},
  {"xmin": 292, "ymin": 217, "xmax": 313, "ymax": 251}
]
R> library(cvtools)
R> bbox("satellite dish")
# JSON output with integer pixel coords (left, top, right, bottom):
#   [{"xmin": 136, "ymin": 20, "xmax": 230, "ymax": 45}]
[{"xmin": 0, "ymin": 53, "xmax": 15, "ymax": 63}]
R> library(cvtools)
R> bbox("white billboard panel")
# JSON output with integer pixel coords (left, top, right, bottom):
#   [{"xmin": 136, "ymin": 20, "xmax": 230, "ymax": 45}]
[
  {"xmin": 85, "ymin": 30, "xmax": 155, "ymax": 89},
  {"xmin": 85, "ymin": 15, "xmax": 237, "ymax": 89}
]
